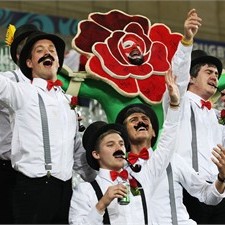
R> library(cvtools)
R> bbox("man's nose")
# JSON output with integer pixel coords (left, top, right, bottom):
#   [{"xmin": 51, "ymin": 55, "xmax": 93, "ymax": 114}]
[
  {"xmin": 43, "ymin": 49, "xmax": 51, "ymax": 55},
  {"xmin": 137, "ymin": 117, "xmax": 145, "ymax": 123},
  {"xmin": 211, "ymin": 72, "xmax": 219, "ymax": 80}
]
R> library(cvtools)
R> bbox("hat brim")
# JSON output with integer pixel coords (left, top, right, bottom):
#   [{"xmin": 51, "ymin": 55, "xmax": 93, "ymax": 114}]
[
  {"xmin": 84, "ymin": 122, "xmax": 129, "ymax": 171},
  {"xmin": 191, "ymin": 55, "xmax": 223, "ymax": 77},
  {"xmin": 10, "ymin": 25, "xmax": 39, "ymax": 64},
  {"xmin": 11, "ymin": 31, "xmax": 32, "ymax": 64},
  {"xmin": 19, "ymin": 32, "xmax": 65, "ymax": 79},
  {"xmin": 116, "ymin": 103, "xmax": 159, "ymax": 147}
]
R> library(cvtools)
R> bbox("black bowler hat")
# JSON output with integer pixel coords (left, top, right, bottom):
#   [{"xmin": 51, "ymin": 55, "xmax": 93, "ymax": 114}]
[
  {"xmin": 115, "ymin": 103, "xmax": 159, "ymax": 147},
  {"xmin": 191, "ymin": 50, "xmax": 223, "ymax": 77},
  {"xmin": 19, "ymin": 31, "xmax": 65, "ymax": 80},
  {"xmin": 10, "ymin": 24, "xmax": 39, "ymax": 64},
  {"xmin": 83, "ymin": 121, "xmax": 129, "ymax": 171}
]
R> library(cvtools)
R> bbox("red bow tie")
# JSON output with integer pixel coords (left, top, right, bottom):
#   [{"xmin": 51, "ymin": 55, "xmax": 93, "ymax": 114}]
[
  {"xmin": 110, "ymin": 169, "xmax": 128, "ymax": 181},
  {"xmin": 201, "ymin": 100, "xmax": 212, "ymax": 110},
  {"xmin": 128, "ymin": 147, "xmax": 149, "ymax": 165},
  {"xmin": 47, "ymin": 80, "xmax": 63, "ymax": 91}
]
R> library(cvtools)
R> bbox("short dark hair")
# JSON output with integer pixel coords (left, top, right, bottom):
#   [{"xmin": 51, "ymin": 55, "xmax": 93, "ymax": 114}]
[
  {"xmin": 94, "ymin": 129, "xmax": 122, "ymax": 151},
  {"xmin": 190, "ymin": 62, "xmax": 218, "ymax": 78}
]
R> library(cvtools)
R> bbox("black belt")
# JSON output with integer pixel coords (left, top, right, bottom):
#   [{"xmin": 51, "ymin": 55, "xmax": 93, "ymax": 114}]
[{"xmin": 16, "ymin": 171, "xmax": 72, "ymax": 185}]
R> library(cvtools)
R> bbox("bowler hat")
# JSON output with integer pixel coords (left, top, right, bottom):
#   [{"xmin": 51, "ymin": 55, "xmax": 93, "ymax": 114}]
[
  {"xmin": 19, "ymin": 31, "xmax": 65, "ymax": 80},
  {"xmin": 10, "ymin": 24, "xmax": 39, "ymax": 64},
  {"xmin": 191, "ymin": 50, "xmax": 223, "ymax": 77},
  {"xmin": 116, "ymin": 103, "xmax": 159, "ymax": 147},
  {"xmin": 83, "ymin": 121, "xmax": 129, "ymax": 171}
]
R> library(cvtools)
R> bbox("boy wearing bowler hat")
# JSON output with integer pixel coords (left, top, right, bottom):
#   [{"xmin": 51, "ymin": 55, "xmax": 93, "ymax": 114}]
[
  {"xmin": 163, "ymin": 9, "xmax": 225, "ymax": 225},
  {"xmin": 69, "ymin": 69, "xmax": 182, "ymax": 225},
  {"xmin": 0, "ymin": 30, "xmax": 95, "ymax": 223},
  {"xmin": 0, "ymin": 23, "xmax": 39, "ymax": 223}
]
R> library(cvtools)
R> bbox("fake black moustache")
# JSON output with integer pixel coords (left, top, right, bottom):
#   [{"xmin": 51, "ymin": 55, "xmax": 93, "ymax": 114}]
[
  {"xmin": 113, "ymin": 150, "xmax": 141, "ymax": 173},
  {"xmin": 38, "ymin": 54, "xmax": 55, "ymax": 64},
  {"xmin": 113, "ymin": 150, "xmax": 125, "ymax": 157},
  {"xmin": 134, "ymin": 121, "xmax": 148, "ymax": 131}
]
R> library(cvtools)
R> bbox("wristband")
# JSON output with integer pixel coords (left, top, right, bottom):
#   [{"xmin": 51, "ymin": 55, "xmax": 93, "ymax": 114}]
[
  {"xmin": 169, "ymin": 102, "xmax": 180, "ymax": 108},
  {"xmin": 217, "ymin": 174, "xmax": 225, "ymax": 183},
  {"xmin": 181, "ymin": 37, "xmax": 193, "ymax": 46}
]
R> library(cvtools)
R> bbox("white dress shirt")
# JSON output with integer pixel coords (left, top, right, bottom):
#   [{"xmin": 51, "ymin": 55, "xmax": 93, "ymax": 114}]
[
  {"xmin": 134, "ymin": 149, "xmax": 225, "ymax": 225},
  {"xmin": 69, "ymin": 168, "xmax": 144, "ymax": 225},
  {"xmin": 163, "ymin": 42, "xmax": 225, "ymax": 182},
  {"xmin": 0, "ymin": 68, "xmax": 30, "ymax": 160},
  {"xmin": 69, "ymin": 107, "xmax": 181, "ymax": 225},
  {"xmin": 0, "ymin": 75, "xmax": 91, "ymax": 181}
]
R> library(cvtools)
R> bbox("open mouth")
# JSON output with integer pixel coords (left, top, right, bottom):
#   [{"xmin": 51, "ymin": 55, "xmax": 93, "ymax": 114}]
[
  {"xmin": 130, "ymin": 49, "xmax": 141, "ymax": 58},
  {"xmin": 208, "ymin": 81, "xmax": 217, "ymax": 89},
  {"xmin": 43, "ymin": 59, "xmax": 53, "ymax": 66},
  {"xmin": 137, "ymin": 126, "xmax": 148, "ymax": 131},
  {"xmin": 38, "ymin": 54, "xmax": 55, "ymax": 66}
]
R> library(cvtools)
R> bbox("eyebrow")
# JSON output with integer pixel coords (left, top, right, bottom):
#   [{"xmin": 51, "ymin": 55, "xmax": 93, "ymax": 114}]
[
  {"xmin": 34, "ymin": 43, "xmax": 55, "ymax": 49},
  {"xmin": 205, "ymin": 68, "xmax": 218, "ymax": 75}
]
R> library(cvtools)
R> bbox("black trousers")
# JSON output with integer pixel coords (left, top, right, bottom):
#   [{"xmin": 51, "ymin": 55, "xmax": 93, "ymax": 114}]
[
  {"xmin": 0, "ymin": 159, "xmax": 17, "ymax": 224},
  {"xmin": 183, "ymin": 189, "xmax": 225, "ymax": 224},
  {"xmin": 13, "ymin": 172, "xmax": 72, "ymax": 224}
]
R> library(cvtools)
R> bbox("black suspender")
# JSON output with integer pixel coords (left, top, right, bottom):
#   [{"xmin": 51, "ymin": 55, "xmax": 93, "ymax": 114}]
[
  {"xmin": 135, "ymin": 179, "xmax": 148, "ymax": 225},
  {"xmin": 90, "ymin": 180, "xmax": 111, "ymax": 225},
  {"xmin": 90, "ymin": 179, "xmax": 148, "ymax": 225},
  {"xmin": 11, "ymin": 70, "xmax": 19, "ymax": 82}
]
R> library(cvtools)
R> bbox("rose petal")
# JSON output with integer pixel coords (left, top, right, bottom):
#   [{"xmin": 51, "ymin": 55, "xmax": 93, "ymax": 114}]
[
  {"xmin": 90, "ymin": 9, "xmax": 150, "ymax": 34},
  {"xmin": 150, "ymin": 24, "xmax": 182, "ymax": 61},
  {"xmin": 149, "ymin": 42, "xmax": 170, "ymax": 73},
  {"xmin": 73, "ymin": 20, "xmax": 111, "ymax": 55},
  {"xmin": 86, "ymin": 56, "xmax": 139, "ymax": 95},
  {"xmin": 138, "ymin": 74, "xmax": 166, "ymax": 104}
]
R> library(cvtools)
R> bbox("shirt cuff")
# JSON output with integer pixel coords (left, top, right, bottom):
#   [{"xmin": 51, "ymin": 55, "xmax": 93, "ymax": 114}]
[
  {"xmin": 212, "ymin": 181, "xmax": 225, "ymax": 197},
  {"xmin": 88, "ymin": 206, "xmax": 105, "ymax": 224},
  {"xmin": 179, "ymin": 41, "xmax": 193, "ymax": 52},
  {"xmin": 166, "ymin": 107, "xmax": 180, "ymax": 123}
]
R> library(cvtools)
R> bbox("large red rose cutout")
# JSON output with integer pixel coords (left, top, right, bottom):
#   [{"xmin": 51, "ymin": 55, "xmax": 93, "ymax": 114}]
[{"xmin": 72, "ymin": 9, "xmax": 182, "ymax": 104}]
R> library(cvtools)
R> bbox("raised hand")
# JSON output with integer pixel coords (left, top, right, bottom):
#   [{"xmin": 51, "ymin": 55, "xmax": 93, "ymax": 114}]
[
  {"xmin": 165, "ymin": 69, "xmax": 180, "ymax": 106},
  {"xmin": 184, "ymin": 8, "xmax": 202, "ymax": 42},
  {"xmin": 211, "ymin": 144, "xmax": 225, "ymax": 178},
  {"xmin": 211, "ymin": 144, "xmax": 225, "ymax": 193}
]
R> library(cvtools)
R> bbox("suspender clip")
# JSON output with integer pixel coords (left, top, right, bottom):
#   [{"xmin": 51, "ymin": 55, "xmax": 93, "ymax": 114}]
[{"xmin": 47, "ymin": 171, "xmax": 51, "ymax": 178}]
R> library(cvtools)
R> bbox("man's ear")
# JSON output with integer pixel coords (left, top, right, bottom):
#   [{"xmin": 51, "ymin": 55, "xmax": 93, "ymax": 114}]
[
  {"xmin": 189, "ymin": 76, "xmax": 195, "ymax": 84},
  {"xmin": 152, "ymin": 129, "xmax": 156, "ymax": 138},
  {"xmin": 92, "ymin": 150, "xmax": 100, "ymax": 160},
  {"xmin": 26, "ymin": 58, "xmax": 32, "ymax": 69}
]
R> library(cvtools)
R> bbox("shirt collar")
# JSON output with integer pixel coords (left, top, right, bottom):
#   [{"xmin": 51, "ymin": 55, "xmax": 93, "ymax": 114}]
[
  {"xmin": 187, "ymin": 91, "xmax": 203, "ymax": 108},
  {"xmin": 98, "ymin": 168, "xmax": 113, "ymax": 182},
  {"xmin": 32, "ymin": 78, "xmax": 61, "ymax": 92}
]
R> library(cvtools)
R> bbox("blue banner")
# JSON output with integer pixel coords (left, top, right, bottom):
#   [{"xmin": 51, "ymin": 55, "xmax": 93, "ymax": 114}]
[
  {"xmin": 194, "ymin": 38, "xmax": 225, "ymax": 67},
  {"xmin": 0, "ymin": 8, "xmax": 80, "ymax": 35}
]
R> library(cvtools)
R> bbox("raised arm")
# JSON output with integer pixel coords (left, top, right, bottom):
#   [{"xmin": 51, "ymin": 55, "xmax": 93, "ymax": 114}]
[
  {"xmin": 163, "ymin": 9, "xmax": 202, "ymax": 113},
  {"xmin": 133, "ymin": 69, "xmax": 181, "ymax": 186}
]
